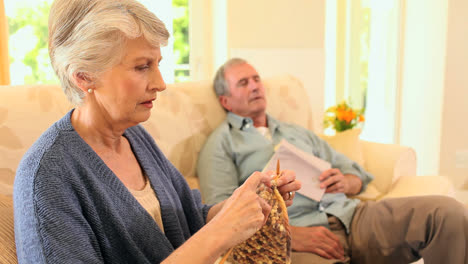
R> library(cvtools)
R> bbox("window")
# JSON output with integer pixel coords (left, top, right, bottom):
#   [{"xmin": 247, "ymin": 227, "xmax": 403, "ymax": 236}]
[
  {"xmin": 325, "ymin": 0, "xmax": 402, "ymax": 143},
  {"xmin": 172, "ymin": 0, "xmax": 190, "ymax": 83},
  {"xmin": 358, "ymin": 4, "xmax": 370, "ymax": 110},
  {"xmin": 5, "ymin": 0, "xmax": 190, "ymax": 85},
  {"xmin": 6, "ymin": 0, "xmax": 57, "ymax": 85}
]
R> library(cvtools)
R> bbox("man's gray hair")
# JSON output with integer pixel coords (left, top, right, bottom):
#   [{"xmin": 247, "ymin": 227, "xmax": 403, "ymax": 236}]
[
  {"xmin": 213, "ymin": 58, "xmax": 248, "ymax": 97},
  {"xmin": 48, "ymin": 0, "xmax": 169, "ymax": 105}
]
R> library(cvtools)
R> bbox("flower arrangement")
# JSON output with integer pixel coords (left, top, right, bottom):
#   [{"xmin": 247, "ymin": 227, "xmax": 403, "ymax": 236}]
[{"xmin": 323, "ymin": 101, "xmax": 365, "ymax": 132}]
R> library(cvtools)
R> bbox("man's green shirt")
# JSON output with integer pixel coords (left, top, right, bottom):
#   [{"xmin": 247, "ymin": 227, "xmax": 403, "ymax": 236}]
[{"xmin": 197, "ymin": 112, "xmax": 374, "ymax": 232}]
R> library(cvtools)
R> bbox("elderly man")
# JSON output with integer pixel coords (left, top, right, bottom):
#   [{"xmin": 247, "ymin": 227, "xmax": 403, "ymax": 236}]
[{"xmin": 197, "ymin": 58, "xmax": 468, "ymax": 264}]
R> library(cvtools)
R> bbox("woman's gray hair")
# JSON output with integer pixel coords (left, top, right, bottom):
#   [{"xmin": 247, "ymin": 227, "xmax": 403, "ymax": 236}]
[
  {"xmin": 48, "ymin": 0, "xmax": 170, "ymax": 105},
  {"xmin": 213, "ymin": 58, "xmax": 248, "ymax": 97}
]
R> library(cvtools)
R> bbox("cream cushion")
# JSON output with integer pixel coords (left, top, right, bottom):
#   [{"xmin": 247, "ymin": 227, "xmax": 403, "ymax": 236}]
[
  {"xmin": 0, "ymin": 85, "xmax": 71, "ymax": 197},
  {"xmin": 319, "ymin": 129, "xmax": 365, "ymax": 168},
  {"xmin": 384, "ymin": 175, "xmax": 456, "ymax": 199}
]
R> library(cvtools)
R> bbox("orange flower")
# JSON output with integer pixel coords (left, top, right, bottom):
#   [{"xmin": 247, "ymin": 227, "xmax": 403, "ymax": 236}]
[
  {"xmin": 323, "ymin": 101, "xmax": 365, "ymax": 132},
  {"xmin": 336, "ymin": 109, "xmax": 347, "ymax": 121},
  {"xmin": 343, "ymin": 110, "xmax": 356, "ymax": 123}
]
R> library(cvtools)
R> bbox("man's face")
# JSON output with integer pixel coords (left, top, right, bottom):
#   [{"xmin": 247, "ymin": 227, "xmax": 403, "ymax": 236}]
[{"xmin": 220, "ymin": 63, "xmax": 267, "ymax": 118}]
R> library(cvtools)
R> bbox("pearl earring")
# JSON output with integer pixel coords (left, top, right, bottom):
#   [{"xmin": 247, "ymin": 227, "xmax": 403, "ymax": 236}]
[{"xmin": 88, "ymin": 88, "xmax": 93, "ymax": 93}]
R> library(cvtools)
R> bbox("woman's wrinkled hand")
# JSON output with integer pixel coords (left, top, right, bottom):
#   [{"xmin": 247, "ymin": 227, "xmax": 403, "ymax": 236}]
[{"xmin": 210, "ymin": 171, "xmax": 272, "ymax": 248}]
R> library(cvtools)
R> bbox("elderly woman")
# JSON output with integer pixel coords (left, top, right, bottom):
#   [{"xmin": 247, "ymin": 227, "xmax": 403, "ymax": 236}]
[{"xmin": 13, "ymin": 0, "xmax": 300, "ymax": 263}]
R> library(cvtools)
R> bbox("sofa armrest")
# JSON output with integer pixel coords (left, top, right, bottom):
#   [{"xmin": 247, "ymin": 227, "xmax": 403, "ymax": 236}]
[
  {"xmin": 381, "ymin": 175, "xmax": 455, "ymax": 199},
  {"xmin": 0, "ymin": 194, "xmax": 17, "ymax": 263},
  {"xmin": 361, "ymin": 140, "xmax": 417, "ymax": 195},
  {"xmin": 351, "ymin": 184, "xmax": 385, "ymax": 201}
]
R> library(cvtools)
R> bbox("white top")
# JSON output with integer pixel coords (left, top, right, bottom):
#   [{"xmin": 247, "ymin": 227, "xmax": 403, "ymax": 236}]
[
  {"xmin": 129, "ymin": 179, "xmax": 165, "ymax": 233},
  {"xmin": 256, "ymin": 126, "xmax": 272, "ymax": 141}
]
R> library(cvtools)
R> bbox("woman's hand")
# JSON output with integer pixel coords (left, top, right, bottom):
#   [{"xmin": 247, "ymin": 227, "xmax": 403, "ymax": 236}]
[
  {"xmin": 163, "ymin": 172, "xmax": 271, "ymax": 264},
  {"xmin": 165, "ymin": 171, "xmax": 299, "ymax": 264},
  {"xmin": 273, "ymin": 170, "xmax": 302, "ymax": 207},
  {"xmin": 207, "ymin": 171, "xmax": 273, "ymax": 248}
]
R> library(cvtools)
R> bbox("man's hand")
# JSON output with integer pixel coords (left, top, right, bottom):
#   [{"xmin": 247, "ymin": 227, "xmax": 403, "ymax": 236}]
[
  {"xmin": 271, "ymin": 169, "xmax": 302, "ymax": 207},
  {"xmin": 319, "ymin": 169, "xmax": 362, "ymax": 195},
  {"xmin": 291, "ymin": 226, "xmax": 345, "ymax": 260}
]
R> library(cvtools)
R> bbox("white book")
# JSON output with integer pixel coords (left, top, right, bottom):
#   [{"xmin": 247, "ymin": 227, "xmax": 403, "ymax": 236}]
[{"xmin": 263, "ymin": 139, "xmax": 330, "ymax": 201}]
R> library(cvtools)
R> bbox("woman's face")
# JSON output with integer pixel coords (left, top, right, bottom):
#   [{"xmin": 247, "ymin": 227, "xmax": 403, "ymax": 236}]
[{"xmin": 92, "ymin": 37, "xmax": 166, "ymax": 127}]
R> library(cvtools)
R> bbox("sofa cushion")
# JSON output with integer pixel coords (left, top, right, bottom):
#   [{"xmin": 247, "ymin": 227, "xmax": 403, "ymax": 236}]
[
  {"xmin": 143, "ymin": 86, "xmax": 207, "ymax": 189},
  {"xmin": 171, "ymin": 79, "xmax": 226, "ymax": 135},
  {"xmin": 263, "ymin": 75, "xmax": 314, "ymax": 131},
  {"xmin": 0, "ymin": 85, "xmax": 71, "ymax": 196},
  {"xmin": 319, "ymin": 129, "xmax": 365, "ymax": 168},
  {"xmin": 0, "ymin": 194, "xmax": 17, "ymax": 263}
]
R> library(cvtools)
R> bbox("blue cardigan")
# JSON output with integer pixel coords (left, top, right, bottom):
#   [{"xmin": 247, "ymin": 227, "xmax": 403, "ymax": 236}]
[{"xmin": 14, "ymin": 110, "xmax": 211, "ymax": 263}]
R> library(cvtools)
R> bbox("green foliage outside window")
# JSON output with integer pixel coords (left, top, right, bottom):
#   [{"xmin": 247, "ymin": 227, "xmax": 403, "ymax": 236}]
[
  {"xmin": 173, "ymin": 0, "xmax": 190, "ymax": 82},
  {"xmin": 8, "ymin": 1, "xmax": 58, "ymax": 84},
  {"xmin": 7, "ymin": 0, "xmax": 190, "ymax": 85}
]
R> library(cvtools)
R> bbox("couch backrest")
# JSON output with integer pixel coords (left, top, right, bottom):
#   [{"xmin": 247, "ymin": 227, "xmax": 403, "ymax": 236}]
[
  {"xmin": 0, "ymin": 84, "xmax": 72, "ymax": 196},
  {"xmin": 0, "ymin": 75, "xmax": 313, "ymax": 193}
]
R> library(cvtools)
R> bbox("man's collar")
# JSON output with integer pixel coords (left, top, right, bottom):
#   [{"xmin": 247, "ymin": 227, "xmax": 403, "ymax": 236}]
[
  {"xmin": 227, "ymin": 112, "xmax": 253, "ymax": 130},
  {"xmin": 226, "ymin": 112, "xmax": 280, "ymax": 132},
  {"xmin": 267, "ymin": 114, "xmax": 280, "ymax": 132}
]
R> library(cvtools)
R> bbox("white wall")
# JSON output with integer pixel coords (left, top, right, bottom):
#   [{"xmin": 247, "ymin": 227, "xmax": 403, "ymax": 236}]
[
  {"xmin": 189, "ymin": 0, "xmax": 214, "ymax": 81},
  {"xmin": 440, "ymin": 0, "xmax": 468, "ymax": 188},
  {"xmin": 226, "ymin": 0, "xmax": 326, "ymax": 131}
]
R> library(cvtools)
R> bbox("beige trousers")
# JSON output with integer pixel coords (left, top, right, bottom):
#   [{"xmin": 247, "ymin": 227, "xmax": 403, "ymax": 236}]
[{"xmin": 291, "ymin": 195, "xmax": 468, "ymax": 264}]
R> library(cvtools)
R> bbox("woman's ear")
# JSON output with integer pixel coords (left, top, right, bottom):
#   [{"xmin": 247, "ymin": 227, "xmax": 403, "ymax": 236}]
[{"xmin": 73, "ymin": 72, "xmax": 94, "ymax": 92}]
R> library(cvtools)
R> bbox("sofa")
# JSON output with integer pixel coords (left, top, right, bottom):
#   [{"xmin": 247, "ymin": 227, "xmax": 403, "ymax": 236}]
[{"xmin": 0, "ymin": 75, "xmax": 454, "ymax": 263}]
